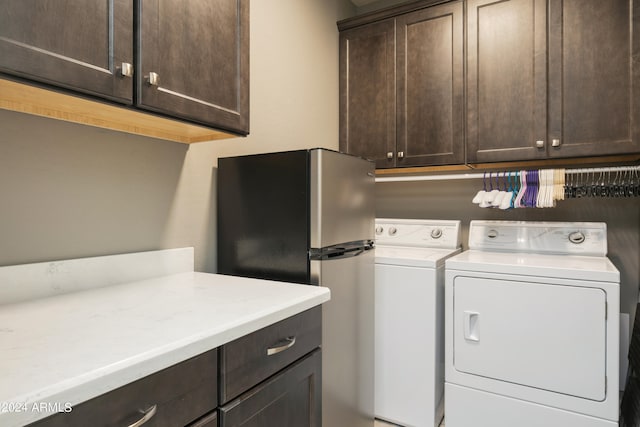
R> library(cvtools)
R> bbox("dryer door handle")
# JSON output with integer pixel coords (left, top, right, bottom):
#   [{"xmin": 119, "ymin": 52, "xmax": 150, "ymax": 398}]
[{"xmin": 464, "ymin": 311, "xmax": 480, "ymax": 342}]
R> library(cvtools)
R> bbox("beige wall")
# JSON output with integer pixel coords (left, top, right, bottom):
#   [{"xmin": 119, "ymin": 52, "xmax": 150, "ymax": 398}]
[{"xmin": 0, "ymin": 0, "xmax": 355, "ymax": 272}]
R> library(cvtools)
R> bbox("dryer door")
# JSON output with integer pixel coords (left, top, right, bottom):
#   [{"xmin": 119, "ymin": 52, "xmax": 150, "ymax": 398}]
[{"xmin": 452, "ymin": 276, "xmax": 607, "ymax": 401}]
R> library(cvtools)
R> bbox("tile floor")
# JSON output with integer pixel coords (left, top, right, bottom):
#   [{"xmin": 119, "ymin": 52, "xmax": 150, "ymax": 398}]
[{"xmin": 375, "ymin": 419, "xmax": 445, "ymax": 427}]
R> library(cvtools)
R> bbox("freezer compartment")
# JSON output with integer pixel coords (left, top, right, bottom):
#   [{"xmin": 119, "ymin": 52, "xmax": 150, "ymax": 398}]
[
  {"xmin": 217, "ymin": 150, "xmax": 310, "ymax": 284},
  {"xmin": 310, "ymin": 149, "xmax": 375, "ymax": 249}
]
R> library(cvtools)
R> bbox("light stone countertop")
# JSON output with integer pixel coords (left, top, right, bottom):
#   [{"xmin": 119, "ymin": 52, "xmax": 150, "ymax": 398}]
[{"xmin": 0, "ymin": 271, "xmax": 330, "ymax": 426}]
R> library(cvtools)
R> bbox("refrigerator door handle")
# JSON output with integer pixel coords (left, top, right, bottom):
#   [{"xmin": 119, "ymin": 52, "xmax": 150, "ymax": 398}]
[{"xmin": 309, "ymin": 240, "xmax": 374, "ymax": 261}]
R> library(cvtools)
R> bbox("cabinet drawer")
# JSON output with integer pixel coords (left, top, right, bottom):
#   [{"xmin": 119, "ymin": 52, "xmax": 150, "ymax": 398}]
[
  {"xmin": 30, "ymin": 349, "xmax": 217, "ymax": 427},
  {"xmin": 219, "ymin": 306, "xmax": 322, "ymax": 403}
]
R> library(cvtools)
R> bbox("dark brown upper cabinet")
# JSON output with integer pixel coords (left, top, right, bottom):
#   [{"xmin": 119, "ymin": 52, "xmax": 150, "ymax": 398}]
[
  {"xmin": 547, "ymin": 0, "xmax": 640, "ymax": 158},
  {"xmin": 466, "ymin": 0, "xmax": 547, "ymax": 163},
  {"xmin": 339, "ymin": 1, "xmax": 464, "ymax": 169},
  {"xmin": 0, "ymin": 0, "xmax": 249, "ymax": 139},
  {"xmin": 468, "ymin": 0, "xmax": 640, "ymax": 163},
  {"xmin": 396, "ymin": 2, "xmax": 464, "ymax": 167},
  {"xmin": 137, "ymin": 0, "xmax": 249, "ymax": 135},
  {"xmin": 0, "ymin": 0, "xmax": 133, "ymax": 104},
  {"xmin": 339, "ymin": 19, "xmax": 396, "ymax": 168}
]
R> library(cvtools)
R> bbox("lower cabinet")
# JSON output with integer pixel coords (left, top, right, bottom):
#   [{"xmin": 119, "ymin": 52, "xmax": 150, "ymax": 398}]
[
  {"xmin": 28, "ymin": 307, "xmax": 322, "ymax": 427},
  {"xmin": 219, "ymin": 350, "xmax": 322, "ymax": 427},
  {"xmin": 219, "ymin": 306, "xmax": 323, "ymax": 427}
]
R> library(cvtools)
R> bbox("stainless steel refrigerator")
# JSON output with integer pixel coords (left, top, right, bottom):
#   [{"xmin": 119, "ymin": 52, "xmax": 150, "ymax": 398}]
[{"xmin": 217, "ymin": 148, "xmax": 375, "ymax": 427}]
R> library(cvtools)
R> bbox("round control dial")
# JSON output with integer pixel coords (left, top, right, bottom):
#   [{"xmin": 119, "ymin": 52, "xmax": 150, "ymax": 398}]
[
  {"xmin": 431, "ymin": 228, "xmax": 443, "ymax": 239},
  {"xmin": 487, "ymin": 229, "xmax": 499, "ymax": 239},
  {"xmin": 388, "ymin": 227, "xmax": 397, "ymax": 236},
  {"xmin": 375, "ymin": 226, "xmax": 384, "ymax": 235},
  {"xmin": 568, "ymin": 231, "xmax": 585, "ymax": 244}
]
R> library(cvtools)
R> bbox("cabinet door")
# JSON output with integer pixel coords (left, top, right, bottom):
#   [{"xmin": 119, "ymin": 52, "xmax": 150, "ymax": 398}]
[
  {"xmin": 548, "ymin": 0, "xmax": 640, "ymax": 157},
  {"xmin": 219, "ymin": 349, "xmax": 321, "ymax": 427},
  {"xmin": 396, "ymin": 1, "xmax": 464, "ymax": 167},
  {"xmin": 467, "ymin": 0, "xmax": 547, "ymax": 163},
  {"xmin": 339, "ymin": 20, "xmax": 396, "ymax": 168},
  {"xmin": 137, "ymin": 0, "xmax": 249, "ymax": 134},
  {"xmin": 0, "ymin": 0, "xmax": 133, "ymax": 103}
]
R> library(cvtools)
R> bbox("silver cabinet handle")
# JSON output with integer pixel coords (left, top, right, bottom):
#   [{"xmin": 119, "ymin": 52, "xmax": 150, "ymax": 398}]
[
  {"xmin": 127, "ymin": 404, "xmax": 157, "ymax": 427},
  {"xmin": 146, "ymin": 72, "xmax": 160, "ymax": 86},
  {"xmin": 536, "ymin": 140, "xmax": 545, "ymax": 148},
  {"xmin": 119, "ymin": 62, "xmax": 133, "ymax": 78},
  {"xmin": 552, "ymin": 138, "xmax": 561, "ymax": 147},
  {"xmin": 386, "ymin": 152, "xmax": 393, "ymax": 159},
  {"xmin": 397, "ymin": 151, "xmax": 404, "ymax": 159},
  {"xmin": 267, "ymin": 336, "xmax": 296, "ymax": 356}
]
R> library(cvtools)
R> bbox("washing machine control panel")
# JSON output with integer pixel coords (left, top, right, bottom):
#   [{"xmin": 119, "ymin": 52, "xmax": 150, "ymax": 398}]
[
  {"xmin": 469, "ymin": 221, "xmax": 608, "ymax": 256},
  {"xmin": 375, "ymin": 219, "xmax": 461, "ymax": 249}
]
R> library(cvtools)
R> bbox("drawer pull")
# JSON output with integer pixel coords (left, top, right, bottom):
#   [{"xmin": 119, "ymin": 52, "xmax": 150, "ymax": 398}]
[
  {"xmin": 267, "ymin": 336, "xmax": 296, "ymax": 356},
  {"xmin": 127, "ymin": 404, "xmax": 157, "ymax": 427}
]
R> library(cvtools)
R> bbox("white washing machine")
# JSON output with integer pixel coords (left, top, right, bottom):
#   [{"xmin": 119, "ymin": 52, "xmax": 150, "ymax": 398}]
[
  {"xmin": 375, "ymin": 218, "xmax": 461, "ymax": 427},
  {"xmin": 445, "ymin": 221, "xmax": 620, "ymax": 427}
]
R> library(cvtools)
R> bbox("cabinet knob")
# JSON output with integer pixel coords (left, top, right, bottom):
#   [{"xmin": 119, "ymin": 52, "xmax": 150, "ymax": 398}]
[
  {"xmin": 145, "ymin": 72, "xmax": 160, "ymax": 86},
  {"xmin": 119, "ymin": 62, "xmax": 133, "ymax": 78},
  {"xmin": 397, "ymin": 151, "xmax": 404, "ymax": 159},
  {"xmin": 552, "ymin": 138, "xmax": 561, "ymax": 147},
  {"xmin": 535, "ymin": 140, "xmax": 545, "ymax": 148},
  {"xmin": 387, "ymin": 152, "xmax": 394, "ymax": 159}
]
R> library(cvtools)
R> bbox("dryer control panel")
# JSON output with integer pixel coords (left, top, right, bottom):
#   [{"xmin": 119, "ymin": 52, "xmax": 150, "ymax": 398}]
[
  {"xmin": 375, "ymin": 219, "xmax": 461, "ymax": 249},
  {"xmin": 468, "ymin": 221, "xmax": 608, "ymax": 256}
]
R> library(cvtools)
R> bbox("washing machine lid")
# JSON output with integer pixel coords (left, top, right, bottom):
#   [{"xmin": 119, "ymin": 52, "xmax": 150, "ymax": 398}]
[
  {"xmin": 446, "ymin": 250, "xmax": 619, "ymax": 283},
  {"xmin": 376, "ymin": 246, "xmax": 462, "ymax": 268}
]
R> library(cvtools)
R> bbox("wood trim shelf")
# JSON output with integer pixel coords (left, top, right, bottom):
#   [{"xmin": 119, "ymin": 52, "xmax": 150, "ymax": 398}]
[
  {"xmin": 375, "ymin": 154, "xmax": 640, "ymax": 176},
  {"xmin": 0, "ymin": 79, "xmax": 237, "ymax": 144}
]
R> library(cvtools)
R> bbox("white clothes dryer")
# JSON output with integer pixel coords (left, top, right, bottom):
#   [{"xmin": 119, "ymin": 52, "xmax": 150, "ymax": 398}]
[
  {"xmin": 445, "ymin": 221, "xmax": 620, "ymax": 427},
  {"xmin": 375, "ymin": 219, "xmax": 461, "ymax": 427}
]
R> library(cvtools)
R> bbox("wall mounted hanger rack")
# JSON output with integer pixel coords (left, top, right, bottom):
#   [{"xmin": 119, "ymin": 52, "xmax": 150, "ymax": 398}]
[
  {"xmin": 375, "ymin": 164, "xmax": 640, "ymax": 209},
  {"xmin": 465, "ymin": 166, "xmax": 640, "ymax": 209}
]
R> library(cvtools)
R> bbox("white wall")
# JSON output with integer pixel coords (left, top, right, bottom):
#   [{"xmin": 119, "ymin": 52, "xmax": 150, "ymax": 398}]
[{"xmin": 0, "ymin": 0, "xmax": 356, "ymax": 272}]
